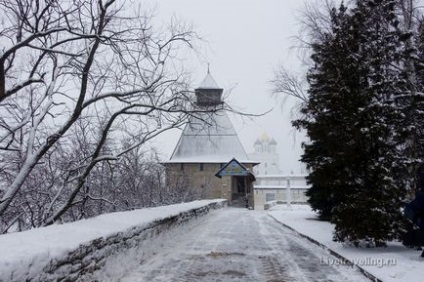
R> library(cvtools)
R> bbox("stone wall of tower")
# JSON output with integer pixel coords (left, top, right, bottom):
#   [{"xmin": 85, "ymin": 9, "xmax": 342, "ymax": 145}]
[
  {"xmin": 165, "ymin": 163, "xmax": 230, "ymax": 199},
  {"xmin": 165, "ymin": 162, "xmax": 255, "ymax": 202}
]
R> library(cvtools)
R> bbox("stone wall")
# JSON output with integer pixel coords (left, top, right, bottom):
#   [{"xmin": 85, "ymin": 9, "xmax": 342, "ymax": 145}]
[
  {"xmin": 166, "ymin": 163, "xmax": 232, "ymax": 200},
  {"xmin": 26, "ymin": 201, "xmax": 227, "ymax": 282},
  {"xmin": 165, "ymin": 162, "xmax": 255, "ymax": 204}
]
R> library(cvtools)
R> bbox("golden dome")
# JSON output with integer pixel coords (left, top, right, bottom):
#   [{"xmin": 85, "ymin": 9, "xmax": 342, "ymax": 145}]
[{"xmin": 260, "ymin": 132, "xmax": 270, "ymax": 142}]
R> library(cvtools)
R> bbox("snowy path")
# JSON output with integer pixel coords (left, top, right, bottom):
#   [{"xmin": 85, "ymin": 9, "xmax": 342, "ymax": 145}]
[{"xmin": 106, "ymin": 208, "xmax": 369, "ymax": 282}]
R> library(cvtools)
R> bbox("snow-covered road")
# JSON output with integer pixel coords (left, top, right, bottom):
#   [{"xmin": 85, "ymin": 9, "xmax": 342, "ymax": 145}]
[{"xmin": 99, "ymin": 208, "xmax": 369, "ymax": 282}]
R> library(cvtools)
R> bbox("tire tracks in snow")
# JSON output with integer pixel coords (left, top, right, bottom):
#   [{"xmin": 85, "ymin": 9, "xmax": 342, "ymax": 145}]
[
  {"xmin": 101, "ymin": 208, "xmax": 369, "ymax": 282},
  {"xmin": 258, "ymin": 214, "xmax": 363, "ymax": 281}
]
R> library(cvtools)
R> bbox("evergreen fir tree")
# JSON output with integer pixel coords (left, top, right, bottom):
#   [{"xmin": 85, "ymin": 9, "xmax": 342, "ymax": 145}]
[
  {"xmin": 412, "ymin": 23, "xmax": 424, "ymax": 177},
  {"xmin": 296, "ymin": 0, "xmax": 413, "ymax": 245},
  {"xmin": 396, "ymin": 15, "xmax": 424, "ymax": 195},
  {"xmin": 295, "ymin": 3, "xmax": 368, "ymax": 221},
  {"xmin": 330, "ymin": 0, "xmax": 408, "ymax": 246}
]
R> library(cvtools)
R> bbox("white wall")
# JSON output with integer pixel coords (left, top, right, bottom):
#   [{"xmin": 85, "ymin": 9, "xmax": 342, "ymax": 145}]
[{"xmin": 253, "ymin": 174, "xmax": 310, "ymax": 210}]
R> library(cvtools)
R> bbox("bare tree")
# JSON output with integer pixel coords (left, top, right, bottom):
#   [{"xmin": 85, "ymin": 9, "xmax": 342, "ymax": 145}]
[
  {"xmin": 270, "ymin": 66, "xmax": 308, "ymax": 121},
  {"xmin": 294, "ymin": 0, "xmax": 342, "ymax": 63},
  {"xmin": 270, "ymin": 0, "xmax": 341, "ymax": 116},
  {"xmin": 0, "ymin": 0, "xmax": 228, "ymax": 231}
]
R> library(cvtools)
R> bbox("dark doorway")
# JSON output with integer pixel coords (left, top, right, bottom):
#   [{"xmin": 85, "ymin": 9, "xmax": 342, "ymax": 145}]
[{"xmin": 231, "ymin": 176, "xmax": 247, "ymax": 207}]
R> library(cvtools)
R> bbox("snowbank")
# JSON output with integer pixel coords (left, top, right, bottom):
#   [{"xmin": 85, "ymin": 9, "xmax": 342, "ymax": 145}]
[
  {"xmin": 0, "ymin": 199, "xmax": 226, "ymax": 282},
  {"xmin": 269, "ymin": 205, "xmax": 423, "ymax": 282}
]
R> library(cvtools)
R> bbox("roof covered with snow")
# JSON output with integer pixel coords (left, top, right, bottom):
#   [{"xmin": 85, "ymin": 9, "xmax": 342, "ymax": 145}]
[
  {"xmin": 197, "ymin": 72, "xmax": 221, "ymax": 89},
  {"xmin": 168, "ymin": 112, "xmax": 254, "ymax": 164}
]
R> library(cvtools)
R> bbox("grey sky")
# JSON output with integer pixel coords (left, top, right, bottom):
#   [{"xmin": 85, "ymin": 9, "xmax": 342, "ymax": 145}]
[{"xmin": 146, "ymin": 0, "xmax": 309, "ymax": 174}]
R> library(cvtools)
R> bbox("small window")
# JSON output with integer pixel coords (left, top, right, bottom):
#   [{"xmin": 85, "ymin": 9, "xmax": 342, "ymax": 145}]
[
  {"xmin": 180, "ymin": 163, "xmax": 184, "ymax": 171},
  {"xmin": 266, "ymin": 193, "xmax": 275, "ymax": 202},
  {"xmin": 200, "ymin": 163, "xmax": 204, "ymax": 171}
]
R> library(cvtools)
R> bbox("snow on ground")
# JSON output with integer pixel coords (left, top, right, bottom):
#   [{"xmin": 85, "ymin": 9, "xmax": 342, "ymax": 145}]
[
  {"xmin": 269, "ymin": 204, "xmax": 424, "ymax": 282},
  {"xmin": 0, "ymin": 199, "xmax": 225, "ymax": 281},
  {"xmin": 1, "ymin": 201, "xmax": 420, "ymax": 281},
  {"xmin": 96, "ymin": 208, "xmax": 368, "ymax": 282}
]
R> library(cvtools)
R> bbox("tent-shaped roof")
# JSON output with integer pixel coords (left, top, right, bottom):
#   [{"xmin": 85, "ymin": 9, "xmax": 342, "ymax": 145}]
[
  {"xmin": 198, "ymin": 72, "xmax": 221, "ymax": 89},
  {"xmin": 167, "ymin": 69, "xmax": 257, "ymax": 165},
  {"xmin": 168, "ymin": 112, "xmax": 256, "ymax": 164}
]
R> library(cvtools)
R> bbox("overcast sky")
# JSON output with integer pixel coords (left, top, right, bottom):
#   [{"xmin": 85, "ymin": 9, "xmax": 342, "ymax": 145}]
[{"xmin": 145, "ymin": 0, "xmax": 311, "ymax": 174}]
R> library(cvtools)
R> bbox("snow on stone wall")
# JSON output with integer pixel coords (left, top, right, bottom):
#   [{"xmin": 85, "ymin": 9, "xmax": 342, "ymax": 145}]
[{"xmin": 0, "ymin": 200, "xmax": 227, "ymax": 282}]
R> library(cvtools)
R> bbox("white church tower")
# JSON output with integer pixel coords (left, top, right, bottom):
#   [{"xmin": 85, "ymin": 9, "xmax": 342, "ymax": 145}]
[{"xmin": 248, "ymin": 133, "xmax": 281, "ymax": 175}]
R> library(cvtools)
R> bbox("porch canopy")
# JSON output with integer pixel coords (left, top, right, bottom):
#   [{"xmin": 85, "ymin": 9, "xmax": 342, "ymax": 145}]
[{"xmin": 215, "ymin": 158, "xmax": 256, "ymax": 182}]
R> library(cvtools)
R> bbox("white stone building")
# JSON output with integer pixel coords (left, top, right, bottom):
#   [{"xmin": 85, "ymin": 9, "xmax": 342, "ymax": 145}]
[
  {"xmin": 248, "ymin": 133, "xmax": 310, "ymax": 210},
  {"xmin": 253, "ymin": 174, "xmax": 310, "ymax": 210},
  {"xmin": 248, "ymin": 133, "xmax": 281, "ymax": 175}
]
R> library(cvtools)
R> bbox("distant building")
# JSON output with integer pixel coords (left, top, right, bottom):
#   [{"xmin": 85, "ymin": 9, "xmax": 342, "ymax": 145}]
[
  {"xmin": 248, "ymin": 133, "xmax": 310, "ymax": 209},
  {"xmin": 253, "ymin": 174, "xmax": 310, "ymax": 210},
  {"xmin": 248, "ymin": 133, "xmax": 281, "ymax": 175},
  {"xmin": 164, "ymin": 70, "xmax": 258, "ymax": 207}
]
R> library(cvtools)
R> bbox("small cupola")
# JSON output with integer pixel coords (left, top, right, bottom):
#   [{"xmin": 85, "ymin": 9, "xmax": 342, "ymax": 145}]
[{"xmin": 195, "ymin": 68, "xmax": 224, "ymax": 107}]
